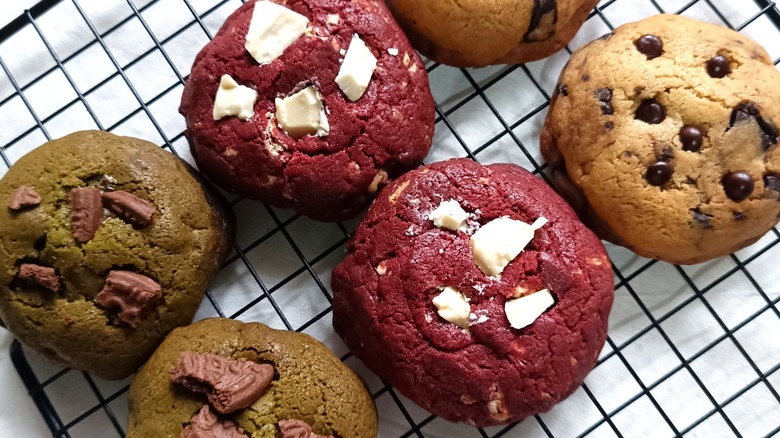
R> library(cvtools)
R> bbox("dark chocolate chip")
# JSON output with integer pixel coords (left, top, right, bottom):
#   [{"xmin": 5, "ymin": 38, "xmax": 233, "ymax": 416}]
[
  {"xmin": 729, "ymin": 102, "xmax": 779, "ymax": 151},
  {"xmin": 706, "ymin": 55, "xmax": 730, "ymax": 78},
  {"xmin": 691, "ymin": 208, "xmax": 713, "ymax": 229},
  {"xmin": 634, "ymin": 35, "xmax": 663, "ymax": 59},
  {"xmin": 680, "ymin": 126, "xmax": 703, "ymax": 152},
  {"xmin": 764, "ymin": 173, "xmax": 780, "ymax": 200},
  {"xmin": 635, "ymin": 99, "xmax": 666, "ymax": 124},
  {"xmin": 599, "ymin": 32, "xmax": 614, "ymax": 40},
  {"xmin": 721, "ymin": 171, "xmax": 754, "ymax": 202},
  {"xmin": 595, "ymin": 88, "xmax": 613, "ymax": 115},
  {"xmin": 33, "ymin": 235, "xmax": 46, "ymax": 251},
  {"xmin": 18, "ymin": 264, "xmax": 60, "ymax": 293},
  {"xmin": 70, "ymin": 187, "xmax": 103, "ymax": 243},
  {"xmin": 646, "ymin": 162, "xmax": 673, "ymax": 186},
  {"xmin": 524, "ymin": 0, "xmax": 557, "ymax": 42},
  {"xmin": 8, "ymin": 186, "xmax": 41, "ymax": 211},
  {"xmin": 733, "ymin": 211, "xmax": 746, "ymax": 221},
  {"xmin": 605, "ymin": 122, "xmax": 614, "ymax": 131},
  {"xmin": 581, "ymin": 74, "xmax": 590, "ymax": 82},
  {"xmin": 558, "ymin": 84, "xmax": 568, "ymax": 97}
]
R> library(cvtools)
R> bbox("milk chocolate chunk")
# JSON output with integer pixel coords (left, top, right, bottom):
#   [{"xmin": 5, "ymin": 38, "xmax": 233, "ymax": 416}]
[
  {"xmin": 524, "ymin": 0, "xmax": 557, "ymax": 42},
  {"xmin": 102, "ymin": 190, "xmax": 155, "ymax": 228},
  {"xmin": 764, "ymin": 173, "xmax": 780, "ymax": 199},
  {"xmin": 180, "ymin": 405, "xmax": 247, "ymax": 438},
  {"xmin": 634, "ymin": 34, "xmax": 663, "ymax": 59},
  {"xmin": 95, "ymin": 270, "xmax": 162, "ymax": 328},
  {"xmin": 276, "ymin": 419, "xmax": 333, "ymax": 438},
  {"xmin": 729, "ymin": 102, "xmax": 779, "ymax": 151},
  {"xmin": 18, "ymin": 264, "xmax": 60, "ymax": 293},
  {"xmin": 170, "ymin": 352, "xmax": 274, "ymax": 414},
  {"xmin": 8, "ymin": 186, "xmax": 41, "ymax": 210},
  {"xmin": 70, "ymin": 187, "xmax": 103, "ymax": 243}
]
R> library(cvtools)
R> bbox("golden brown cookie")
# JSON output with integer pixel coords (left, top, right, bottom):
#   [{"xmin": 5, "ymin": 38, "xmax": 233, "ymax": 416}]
[
  {"xmin": 0, "ymin": 131, "xmax": 234, "ymax": 379},
  {"xmin": 385, "ymin": 0, "xmax": 600, "ymax": 67},
  {"xmin": 541, "ymin": 14, "xmax": 780, "ymax": 265},
  {"xmin": 127, "ymin": 318, "xmax": 377, "ymax": 438}
]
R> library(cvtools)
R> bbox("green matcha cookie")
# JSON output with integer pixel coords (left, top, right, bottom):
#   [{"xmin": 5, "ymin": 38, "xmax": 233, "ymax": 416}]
[
  {"xmin": 0, "ymin": 131, "xmax": 234, "ymax": 379},
  {"xmin": 127, "ymin": 318, "xmax": 377, "ymax": 438}
]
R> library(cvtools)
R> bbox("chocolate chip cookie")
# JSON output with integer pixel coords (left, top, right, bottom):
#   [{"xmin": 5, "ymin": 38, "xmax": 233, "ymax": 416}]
[
  {"xmin": 385, "ymin": 0, "xmax": 600, "ymax": 67},
  {"xmin": 331, "ymin": 159, "xmax": 614, "ymax": 426},
  {"xmin": 127, "ymin": 318, "xmax": 377, "ymax": 437},
  {"xmin": 181, "ymin": 0, "xmax": 434, "ymax": 222},
  {"xmin": 0, "ymin": 131, "xmax": 234, "ymax": 379},
  {"xmin": 542, "ymin": 14, "xmax": 780, "ymax": 264}
]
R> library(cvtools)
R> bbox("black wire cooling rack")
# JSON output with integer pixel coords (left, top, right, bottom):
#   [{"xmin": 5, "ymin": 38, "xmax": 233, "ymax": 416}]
[{"xmin": 1, "ymin": 0, "xmax": 779, "ymax": 437}]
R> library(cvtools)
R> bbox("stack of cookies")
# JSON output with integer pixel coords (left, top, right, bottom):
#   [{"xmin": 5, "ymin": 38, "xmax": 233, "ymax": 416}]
[{"xmin": 1, "ymin": 0, "xmax": 778, "ymax": 436}]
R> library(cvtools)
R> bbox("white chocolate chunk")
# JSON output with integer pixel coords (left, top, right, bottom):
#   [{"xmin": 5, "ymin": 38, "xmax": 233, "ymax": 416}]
[
  {"xmin": 429, "ymin": 199, "xmax": 469, "ymax": 231},
  {"xmin": 505, "ymin": 289, "xmax": 554, "ymax": 329},
  {"xmin": 275, "ymin": 86, "xmax": 329, "ymax": 138},
  {"xmin": 432, "ymin": 287, "xmax": 470, "ymax": 329},
  {"xmin": 387, "ymin": 47, "xmax": 399, "ymax": 56},
  {"xmin": 335, "ymin": 34, "xmax": 377, "ymax": 101},
  {"xmin": 213, "ymin": 75, "xmax": 257, "ymax": 121},
  {"xmin": 470, "ymin": 216, "xmax": 548, "ymax": 276},
  {"xmin": 245, "ymin": 1, "xmax": 309, "ymax": 65}
]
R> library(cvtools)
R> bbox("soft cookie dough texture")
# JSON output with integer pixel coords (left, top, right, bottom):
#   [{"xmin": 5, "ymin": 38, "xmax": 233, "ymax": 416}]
[
  {"xmin": 542, "ymin": 14, "xmax": 780, "ymax": 264},
  {"xmin": 385, "ymin": 0, "xmax": 600, "ymax": 67},
  {"xmin": 332, "ymin": 159, "xmax": 614, "ymax": 426},
  {"xmin": 181, "ymin": 0, "xmax": 434, "ymax": 221},
  {"xmin": 127, "ymin": 318, "xmax": 377, "ymax": 437},
  {"xmin": 0, "ymin": 131, "xmax": 234, "ymax": 379}
]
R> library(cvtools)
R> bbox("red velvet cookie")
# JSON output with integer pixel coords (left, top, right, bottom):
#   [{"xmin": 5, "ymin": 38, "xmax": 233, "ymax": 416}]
[
  {"xmin": 181, "ymin": 0, "xmax": 434, "ymax": 221},
  {"xmin": 331, "ymin": 158, "xmax": 614, "ymax": 426}
]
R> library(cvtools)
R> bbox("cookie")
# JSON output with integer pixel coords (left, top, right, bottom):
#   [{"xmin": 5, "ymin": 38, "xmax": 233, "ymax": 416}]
[
  {"xmin": 127, "ymin": 318, "xmax": 377, "ymax": 437},
  {"xmin": 0, "ymin": 131, "xmax": 234, "ymax": 380},
  {"xmin": 331, "ymin": 158, "xmax": 614, "ymax": 426},
  {"xmin": 385, "ymin": 0, "xmax": 600, "ymax": 67},
  {"xmin": 541, "ymin": 14, "xmax": 780, "ymax": 265},
  {"xmin": 181, "ymin": 0, "xmax": 435, "ymax": 222}
]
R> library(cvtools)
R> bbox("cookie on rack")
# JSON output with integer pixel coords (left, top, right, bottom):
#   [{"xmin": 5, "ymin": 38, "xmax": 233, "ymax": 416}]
[
  {"xmin": 180, "ymin": 0, "xmax": 435, "ymax": 222},
  {"xmin": 126, "ymin": 318, "xmax": 377, "ymax": 437},
  {"xmin": 0, "ymin": 131, "xmax": 234, "ymax": 380},
  {"xmin": 384, "ymin": 0, "xmax": 600, "ymax": 67},
  {"xmin": 331, "ymin": 158, "xmax": 614, "ymax": 426},
  {"xmin": 541, "ymin": 14, "xmax": 780, "ymax": 264}
]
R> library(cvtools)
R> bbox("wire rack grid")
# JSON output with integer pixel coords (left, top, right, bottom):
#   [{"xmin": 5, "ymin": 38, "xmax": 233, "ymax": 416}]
[{"xmin": 0, "ymin": 0, "xmax": 778, "ymax": 437}]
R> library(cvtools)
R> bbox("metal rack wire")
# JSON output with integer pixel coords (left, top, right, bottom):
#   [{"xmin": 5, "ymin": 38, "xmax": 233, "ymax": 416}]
[{"xmin": 1, "ymin": 0, "xmax": 779, "ymax": 437}]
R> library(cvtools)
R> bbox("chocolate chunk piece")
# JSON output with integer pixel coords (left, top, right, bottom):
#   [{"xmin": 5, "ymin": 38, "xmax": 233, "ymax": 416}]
[
  {"xmin": 170, "ymin": 352, "xmax": 275, "ymax": 414},
  {"xmin": 276, "ymin": 419, "xmax": 333, "ymax": 438},
  {"xmin": 102, "ymin": 191, "xmax": 155, "ymax": 228},
  {"xmin": 95, "ymin": 270, "xmax": 162, "ymax": 328},
  {"xmin": 635, "ymin": 99, "xmax": 665, "ymax": 124},
  {"xmin": 729, "ymin": 102, "xmax": 779, "ymax": 151},
  {"xmin": 680, "ymin": 126, "xmax": 703, "ymax": 152},
  {"xmin": 598, "ymin": 32, "xmax": 614, "ymax": 41},
  {"xmin": 634, "ymin": 35, "xmax": 663, "ymax": 59},
  {"xmin": 605, "ymin": 122, "xmax": 614, "ymax": 131},
  {"xmin": 594, "ymin": 88, "xmax": 613, "ymax": 115},
  {"xmin": 722, "ymin": 171, "xmax": 754, "ymax": 202},
  {"xmin": 691, "ymin": 208, "xmax": 713, "ymax": 229},
  {"xmin": 8, "ymin": 186, "xmax": 41, "ymax": 211},
  {"xmin": 18, "ymin": 264, "xmax": 60, "ymax": 293},
  {"xmin": 70, "ymin": 187, "xmax": 103, "ymax": 243},
  {"xmin": 646, "ymin": 162, "xmax": 673, "ymax": 186},
  {"xmin": 706, "ymin": 55, "xmax": 730, "ymax": 78},
  {"xmin": 523, "ymin": 0, "xmax": 557, "ymax": 42},
  {"xmin": 558, "ymin": 84, "xmax": 568, "ymax": 97},
  {"xmin": 733, "ymin": 212, "xmax": 747, "ymax": 221},
  {"xmin": 764, "ymin": 173, "xmax": 780, "ymax": 200},
  {"xmin": 180, "ymin": 405, "xmax": 246, "ymax": 438}
]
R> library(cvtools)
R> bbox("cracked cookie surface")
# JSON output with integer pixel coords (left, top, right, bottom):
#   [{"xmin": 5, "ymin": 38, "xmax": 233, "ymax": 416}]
[
  {"xmin": 385, "ymin": 0, "xmax": 599, "ymax": 67},
  {"xmin": 126, "ymin": 318, "xmax": 377, "ymax": 438},
  {"xmin": 541, "ymin": 14, "xmax": 780, "ymax": 265},
  {"xmin": 180, "ymin": 0, "xmax": 434, "ymax": 222},
  {"xmin": 331, "ymin": 158, "xmax": 613, "ymax": 426},
  {"xmin": 0, "ymin": 131, "xmax": 234, "ymax": 379}
]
